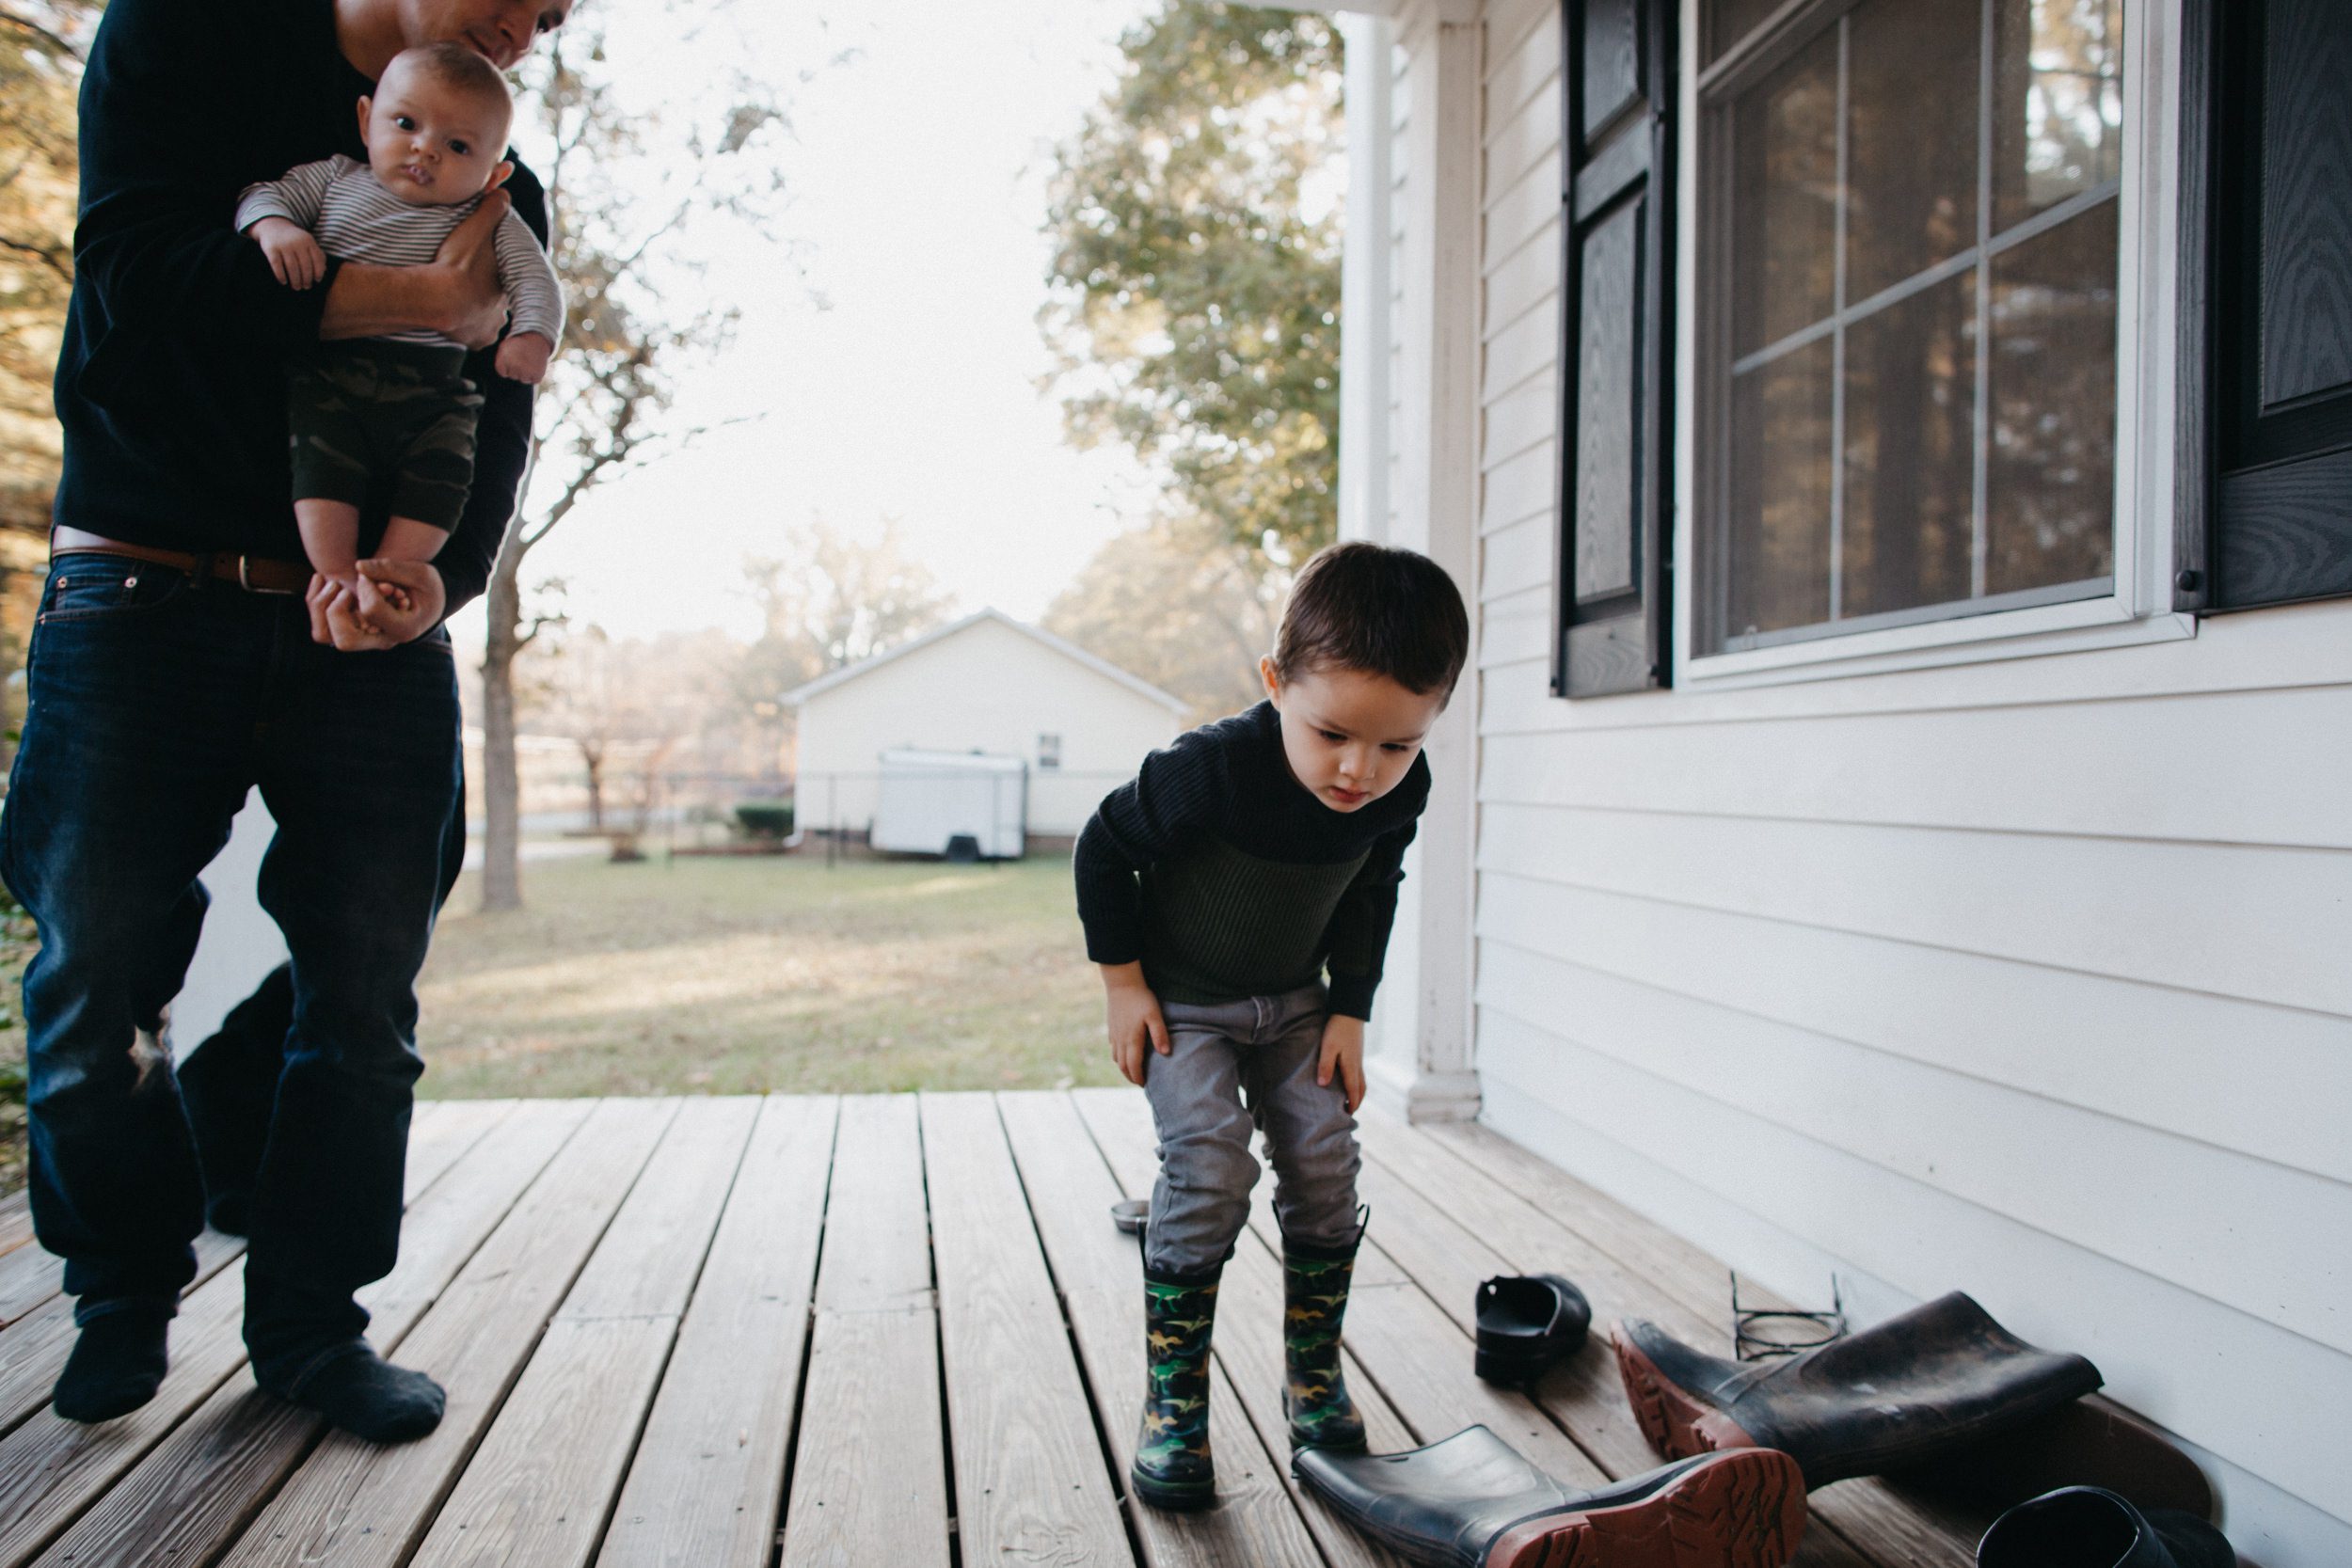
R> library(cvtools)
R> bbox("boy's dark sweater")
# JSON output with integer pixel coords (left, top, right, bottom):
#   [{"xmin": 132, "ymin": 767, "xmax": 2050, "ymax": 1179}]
[
  {"xmin": 1074, "ymin": 701, "xmax": 1428, "ymax": 1021},
  {"xmin": 52, "ymin": 0, "xmax": 545, "ymax": 615}
]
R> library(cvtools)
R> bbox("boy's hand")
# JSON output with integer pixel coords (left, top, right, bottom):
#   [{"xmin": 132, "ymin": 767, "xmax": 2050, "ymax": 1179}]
[
  {"xmin": 495, "ymin": 331, "xmax": 553, "ymax": 385},
  {"xmin": 251, "ymin": 217, "xmax": 327, "ymax": 290},
  {"xmin": 1100, "ymin": 962, "xmax": 1169, "ymax": 1088},
  {"xmin": 1316, "ymin": 1014, "xmax": 1368, "ymax": 1114}
]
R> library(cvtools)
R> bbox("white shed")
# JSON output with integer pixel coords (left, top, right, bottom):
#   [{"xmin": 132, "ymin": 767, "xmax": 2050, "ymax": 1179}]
[{"xmin": 783, "ymin": 609, "xmax": 1187, "ymax": 842}]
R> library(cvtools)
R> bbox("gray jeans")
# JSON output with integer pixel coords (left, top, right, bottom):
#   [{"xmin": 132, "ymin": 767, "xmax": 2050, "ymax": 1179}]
[{"xmin": 1142, "ymin": 982, "xmax": 1361, "ymax": 1275}]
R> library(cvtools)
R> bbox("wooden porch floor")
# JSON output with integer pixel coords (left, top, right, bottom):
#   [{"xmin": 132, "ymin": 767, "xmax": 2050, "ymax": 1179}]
[{"xmin": 0, "ymin": 1092, "xmax": 1991, "ymax": 1567}]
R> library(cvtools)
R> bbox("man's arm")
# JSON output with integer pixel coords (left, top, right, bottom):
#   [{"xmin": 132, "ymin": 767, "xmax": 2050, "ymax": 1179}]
[
  {"xmin": 432, "ymin": 166, "xmax": 554, "ymax": 619},
  {"xmin": 72, "ymin": 0, "xmax": 343, "ymax": 351}
]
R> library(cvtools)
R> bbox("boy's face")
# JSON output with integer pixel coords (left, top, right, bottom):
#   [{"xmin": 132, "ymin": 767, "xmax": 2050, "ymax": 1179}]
[
  {"xmin": 1260, "ymin": 659, "xmax": 1446, "ymax": 815},
  {"xmin": 358, "ymin": 63, "xmax": 512, "ymax": 206}
]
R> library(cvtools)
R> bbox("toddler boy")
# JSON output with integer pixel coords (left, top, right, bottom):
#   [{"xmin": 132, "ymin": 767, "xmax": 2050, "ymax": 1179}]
[
  {"xmin": 1073, "ymin": 541, "xmax": 1470, "ymax": 1511},
  {"xmin": 235, "ymin": 41, "xmax": 562, "ymax": 621}
]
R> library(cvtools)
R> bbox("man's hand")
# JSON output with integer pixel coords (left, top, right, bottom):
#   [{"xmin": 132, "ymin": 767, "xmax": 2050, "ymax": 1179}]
[
  {"xmin": 251, "ymin": 217, "xmax": 327, "ymax": 289},
  {"xmin": 494, "ymin": 330, "xmax": 554, "ymax": 384},
  {"xmin": 432, "ymin": 170, "xmax": 515, "ymax": 350},
  {"xmin": 1316, "ymin": 1013, "xmax": 1368, "ymax": 1114},
  {"xmin": 1101, "ymin": 962, "xmax": 1169, "ymax": 1088},
  {"xmin": 351, "ymin": 560, "xmax": 446, "ymax": 644},
  {"xmin": 304, "ymin": 562, "xmax": 445, "ymax": 650}
]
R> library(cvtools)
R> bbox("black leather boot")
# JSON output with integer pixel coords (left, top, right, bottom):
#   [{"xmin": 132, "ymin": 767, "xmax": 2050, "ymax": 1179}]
[
  {"xmin": 1977, "ymin": 1486, "xmax": 2235, "ymax": 1568},
  {"xmin": 1613, "ymin": 1292, "xmax": 2102, "ymax": 1488},
  {"xmin": 1132, "ymin": 1263, "xmax": 1220, "ymax": 1511},
  {"xmin": 1295, "ymin": 1425, "xmax": 1806, "ymax": 1568}
]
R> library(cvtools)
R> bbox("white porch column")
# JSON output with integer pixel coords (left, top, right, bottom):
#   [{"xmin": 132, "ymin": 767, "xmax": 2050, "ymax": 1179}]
[{"xmin": 1356, "ymin": 0, "xmax": 1482, "ymax": 1123}]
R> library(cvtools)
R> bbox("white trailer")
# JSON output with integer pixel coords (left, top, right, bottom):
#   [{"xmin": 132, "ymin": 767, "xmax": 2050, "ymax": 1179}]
[{"xmin": 869, "ymin": 749, "xmax": 1026, "ymax": 860}]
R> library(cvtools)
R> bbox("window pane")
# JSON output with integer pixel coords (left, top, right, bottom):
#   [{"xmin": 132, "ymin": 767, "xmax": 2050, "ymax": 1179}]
[
  {"xmin": 1987, "ymin": 200, "xmax": 2117, "ymax": 594},
  {"xmin": 1732, "ymin": 28, "xmax": 1839, "ymax": 356},
  {"xmin": 1847, "ymin": 0, "xmax": 1980, "ymax": 303},
  {"xmin": 1993, "ymin": 0, "xmax": 2124, "ymax": 230},
  {"xmin": 1727, "ymin": 338, "xmax": 1835, "ymax": 638},
  {"xmin": 1707, "ymin": 0, "xmax": 1785, "ymax": 65},
  {"xmin": 1842, "ymin": 271, "xmax": 1978, "ymax": 618}
]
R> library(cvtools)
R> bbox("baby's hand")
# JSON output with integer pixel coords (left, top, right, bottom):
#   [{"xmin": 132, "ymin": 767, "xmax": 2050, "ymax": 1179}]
[
  {"xmin": 495, "ymin": 331, "xmax": 554, "ymax": 384},
  {"xmin": 358, "ymin": 575, "xmax": 416, "ymax": 621},
  {"xmin": 250, "ymin": 217, "xmax": 327, "ymax": 290}
]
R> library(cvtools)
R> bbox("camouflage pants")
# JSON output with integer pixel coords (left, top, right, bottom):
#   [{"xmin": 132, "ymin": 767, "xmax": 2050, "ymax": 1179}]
[{"xmin": 287, "ymin": 341, "xmax": 483, "ymax": 531}]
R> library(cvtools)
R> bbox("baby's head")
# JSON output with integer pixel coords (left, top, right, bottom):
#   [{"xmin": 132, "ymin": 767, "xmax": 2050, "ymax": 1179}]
[
  {"xmin": 1260, "ymin": 543, "xmax": 1470, "ymax": 814},
  {"xmin": 359, "ymin": 42, "xmax": 515, "ymax": 205}
]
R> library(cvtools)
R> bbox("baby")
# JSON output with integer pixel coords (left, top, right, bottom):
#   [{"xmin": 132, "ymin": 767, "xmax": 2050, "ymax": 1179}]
[{"xmin": 235, "ymin": 41, "xmax": 563, "ymax": 612}]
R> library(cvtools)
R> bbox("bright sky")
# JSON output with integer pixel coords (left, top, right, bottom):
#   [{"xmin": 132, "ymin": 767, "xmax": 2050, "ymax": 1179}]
[{"xmin": 483, "ymin": 0, "xmax": 1168, "ymax": 649}]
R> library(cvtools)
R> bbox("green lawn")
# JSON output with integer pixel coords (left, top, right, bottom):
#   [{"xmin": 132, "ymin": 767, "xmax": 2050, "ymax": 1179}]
[{"xmin": 413, "ymin": 849, "xmax": 1121, "ymax": 1100}]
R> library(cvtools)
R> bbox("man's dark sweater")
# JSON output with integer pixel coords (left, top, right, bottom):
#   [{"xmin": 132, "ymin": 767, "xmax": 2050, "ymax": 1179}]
[
  {"xmin": 1074, "ymin": 702, "xmax": 1428, "ymax": 1021},
  {"xmin": 53, "ymin": 0, "xmax": 545, "ymax": 614}
]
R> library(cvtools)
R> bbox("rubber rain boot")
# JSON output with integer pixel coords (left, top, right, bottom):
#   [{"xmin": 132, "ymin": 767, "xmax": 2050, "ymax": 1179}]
[
  {"xmin": 1283, "ymin": 1235, "xmax": 1367, "ymax": 1451},
  {"xmin": 1613, "ymin": 1291, "xmax": 2103, "ymax": 1488},
  {"xmin": 1295, "ymin": 1424, "xmax": 1807, "ymax": 1568},
  {"xmin": 1132, "ymin": 1264, "xmax": 1221, "ymax": 1511}
]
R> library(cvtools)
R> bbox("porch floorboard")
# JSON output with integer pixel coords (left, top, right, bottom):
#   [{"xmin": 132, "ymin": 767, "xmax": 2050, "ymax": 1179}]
[{"xmin": 0, "ymin": 1091, "xmax": 1988, "ymax": 1567}]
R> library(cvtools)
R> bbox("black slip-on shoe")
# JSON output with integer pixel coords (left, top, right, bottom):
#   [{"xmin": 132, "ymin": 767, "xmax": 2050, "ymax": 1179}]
[
  {"xmin": 1474, "ymin": 1274, "xmax": 1591, "ymax": 1385},
  {"xmin": 1295, "ymin": 1425, "xmax": 1805, "ymax": 1568},
  {"xmin": 1977, "ymin": 1485, "xmax": 2235, "ymax": 1568}
]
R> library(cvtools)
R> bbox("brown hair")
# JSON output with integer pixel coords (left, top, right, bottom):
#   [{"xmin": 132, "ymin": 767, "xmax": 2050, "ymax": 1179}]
[
  {"xmin": 1270, "ymin": 542, "xmax": 1470, "ymax": 700},
  {"xmin": 384, "ymin": 42, "xmax": 515, "ymax": 129}
]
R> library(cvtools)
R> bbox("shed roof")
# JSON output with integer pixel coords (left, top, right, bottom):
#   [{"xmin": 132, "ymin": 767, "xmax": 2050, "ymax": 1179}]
[{"xmin": 779, "ymin": 608, "xmax": 1189, "ymax": 714}]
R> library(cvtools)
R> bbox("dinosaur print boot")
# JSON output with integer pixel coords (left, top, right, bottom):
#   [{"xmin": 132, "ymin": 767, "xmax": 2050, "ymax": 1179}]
[
  {"xmin": 1283, "ymin": 1236, "xmax": 1368, "ymax": 1451},
  {"xmin": 1133, "ymin": 1264, "xmax": 1221, "ymax": 1511}
]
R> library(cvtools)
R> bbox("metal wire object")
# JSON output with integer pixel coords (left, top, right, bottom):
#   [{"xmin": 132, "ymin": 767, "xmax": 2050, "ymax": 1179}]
[{"xmin": 1731, "ymin": 1272, "xmax": 1846, "ymax": 1361}]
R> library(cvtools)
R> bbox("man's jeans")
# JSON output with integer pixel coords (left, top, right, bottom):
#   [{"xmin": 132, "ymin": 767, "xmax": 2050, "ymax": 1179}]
[
  {"xmin": 2, "ymin": 558, "xmax": 462, "ymax": 1382},
  {"xmin": 1141, "ymin": 982, "xmax": 1361, "ymax": 1277}
]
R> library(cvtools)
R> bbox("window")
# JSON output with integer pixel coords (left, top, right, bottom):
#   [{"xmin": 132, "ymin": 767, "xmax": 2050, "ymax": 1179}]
[
  {"xmin": 1037, "ymin": 734, "xmax": 1062, "ymax": 771},
  {"xmin": 1697, "ymin": 0, "xmax": 2127, "ymax": 655}
]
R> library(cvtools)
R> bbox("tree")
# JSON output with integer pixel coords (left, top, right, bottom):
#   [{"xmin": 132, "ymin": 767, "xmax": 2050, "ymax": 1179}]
[
  {"xmin": 734, "ymin": 516, "xmax": 956, "ymax": 765},
  {"xmin": 1042, "ymin": 511, "xmax": 1282, "ymax": 723},
  {"xmin": 477, "ymin": 6, "xmax": 796, "ymax": 911},
  {"xmin": 1041, "ymin": 3, "xmax": 1343, "ymax": 565},
  {"xmin": 0, "ymin": 2, "xmax": 101, "ymax": 727}
]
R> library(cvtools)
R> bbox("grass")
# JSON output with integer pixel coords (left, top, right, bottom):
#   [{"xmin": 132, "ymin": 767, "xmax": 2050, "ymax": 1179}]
[{"xmin": 413, "ymin": 849, "xmax": 1121, "ymax": 1100}]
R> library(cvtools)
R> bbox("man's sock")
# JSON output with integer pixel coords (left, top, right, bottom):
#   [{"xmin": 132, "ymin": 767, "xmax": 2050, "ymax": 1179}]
[
  {"xmin": 54, "ymin": 1309, "xmax": 172, "ymax": 1423},
  {"xmin": 263, "ymin": 1341, "xmax": 445, "ymax": 1444}
]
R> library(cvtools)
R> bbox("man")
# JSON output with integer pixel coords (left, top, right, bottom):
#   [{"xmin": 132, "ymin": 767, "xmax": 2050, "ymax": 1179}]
[{"xmin": 8, "ymin": 0, "xmax": 571, "ymax": 1443}]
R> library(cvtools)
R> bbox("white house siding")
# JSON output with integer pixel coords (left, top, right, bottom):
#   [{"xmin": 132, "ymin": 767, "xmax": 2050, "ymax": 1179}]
[
  {"xmin": 791, "ymin": 615, "xmax": 1184, "ymax": 839},
  {"xmin": 1452, "ymin": 2, "xmax": 2352, "ymax": 1563}
]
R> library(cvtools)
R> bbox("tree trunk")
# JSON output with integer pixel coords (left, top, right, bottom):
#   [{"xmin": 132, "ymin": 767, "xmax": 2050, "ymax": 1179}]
[
  {"xmin": 580, "ymin": 741, "xmax": 606, "ymax": 832},
  {"xmin": 479, "ymin": 540, "xmax": 527, "ymax": 911}
]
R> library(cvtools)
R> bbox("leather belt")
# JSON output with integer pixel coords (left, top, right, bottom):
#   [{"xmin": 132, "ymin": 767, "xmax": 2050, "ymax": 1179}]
[{"xmin": 51, "ymin": 526, "xmax": 311, "ymax": 595}]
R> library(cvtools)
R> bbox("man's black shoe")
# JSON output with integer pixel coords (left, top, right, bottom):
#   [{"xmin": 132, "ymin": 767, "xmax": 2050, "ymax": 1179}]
[{"xmin": 54, "ymin": 1305, "xmax": 173, "ymax": 1423}]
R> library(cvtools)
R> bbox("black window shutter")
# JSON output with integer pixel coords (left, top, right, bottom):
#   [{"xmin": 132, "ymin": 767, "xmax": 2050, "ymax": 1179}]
[
  {"xmin": 1555, "ymin": 0, "xmax": 1677, "ymax": 697},
  {"xmin": 2190, "ymin": 0, "xmax": 2352, "ymax": 610}
]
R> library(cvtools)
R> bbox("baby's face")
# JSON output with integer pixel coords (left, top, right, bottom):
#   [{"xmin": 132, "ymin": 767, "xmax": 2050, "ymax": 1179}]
[{"xmin": 359, "ymin": 64, "xmax": 510, "ymax": 206}]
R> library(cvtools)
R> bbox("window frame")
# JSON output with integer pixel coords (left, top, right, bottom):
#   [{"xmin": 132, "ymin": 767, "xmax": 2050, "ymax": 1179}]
[{"xmin": 1670, "ymin": 0, "xmax": 2192, "ymax": 689}]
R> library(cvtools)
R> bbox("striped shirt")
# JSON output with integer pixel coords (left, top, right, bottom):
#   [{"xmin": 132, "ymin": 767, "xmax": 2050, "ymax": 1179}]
[{"xmin": 235, "ymin": 155, "xmax": 564, "ymax": 351}]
